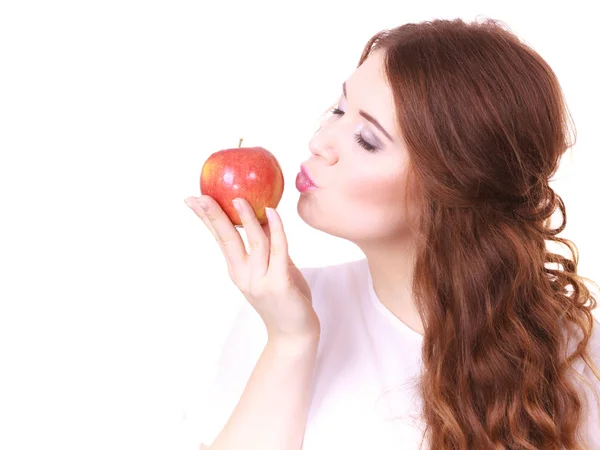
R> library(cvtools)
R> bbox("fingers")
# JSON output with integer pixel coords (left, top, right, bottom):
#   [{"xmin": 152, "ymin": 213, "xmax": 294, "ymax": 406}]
[
  {"xmin": 185, "ymin": 194, "xmax": 290, "ymax": 286},
  {"xmin": 232, "ymin": 198, "xmax": 270, "ymax": 277},
  {"xmin": 185, "ymin": 195, "xmax": 247, "ymax": 276},
  {"xmin": 263, "ymin": 206, "xmax": 290, "ymax": 278},
  {"xmin": 261, "ymin": 221, "xmax": 272, "ymax": 243}
]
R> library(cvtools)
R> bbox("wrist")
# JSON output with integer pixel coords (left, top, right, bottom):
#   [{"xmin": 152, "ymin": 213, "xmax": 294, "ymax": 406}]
[
  {"xmin": 265, "ymin": 316, "xmax": 321, "ymax": 345},
  {"xmin": 267, "ymin": 329, "xmax": 320, "ymax": 355}
]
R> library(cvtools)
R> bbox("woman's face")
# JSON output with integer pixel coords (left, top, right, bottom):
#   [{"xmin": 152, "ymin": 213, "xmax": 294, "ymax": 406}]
[{"xmin": 298, "ymin": 50, "xmax": 417, "ymax": 244}]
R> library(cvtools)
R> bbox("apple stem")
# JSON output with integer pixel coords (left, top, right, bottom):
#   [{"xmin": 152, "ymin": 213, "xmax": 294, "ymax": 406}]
[{"xmin": 239, "ymin": 138, "xmax": 243, "ymax": 148}]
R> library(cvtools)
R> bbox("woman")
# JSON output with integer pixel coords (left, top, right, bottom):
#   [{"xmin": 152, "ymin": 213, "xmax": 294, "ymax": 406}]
[{"xmin": 185, "ymin": 17, "xmax": 600, "ymax": 450}]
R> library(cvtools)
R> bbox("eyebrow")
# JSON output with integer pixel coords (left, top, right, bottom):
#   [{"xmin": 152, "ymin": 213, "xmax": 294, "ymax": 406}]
[{"xmin": 343, "ymin": 81, "xmax": 394, "ymax": 143}]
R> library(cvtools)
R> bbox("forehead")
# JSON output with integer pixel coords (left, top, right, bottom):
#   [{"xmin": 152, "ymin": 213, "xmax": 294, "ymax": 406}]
[{"xmin": 346, "ymin": 50, "xmax": 398, "ymax": 136}]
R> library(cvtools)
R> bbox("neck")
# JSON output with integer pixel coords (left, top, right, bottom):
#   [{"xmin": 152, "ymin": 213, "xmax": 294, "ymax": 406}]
[{"xmin": 358, "ymin": 235, "xmax": 424, "ymax": 336}]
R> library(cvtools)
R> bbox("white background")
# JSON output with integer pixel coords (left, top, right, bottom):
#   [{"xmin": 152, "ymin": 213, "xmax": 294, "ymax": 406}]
[{"xmin": 1, "ymin": 1, "xmax": 598, "ymax": 449}]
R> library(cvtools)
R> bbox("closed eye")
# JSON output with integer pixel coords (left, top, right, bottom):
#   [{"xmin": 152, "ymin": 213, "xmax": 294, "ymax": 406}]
[{"xmin": 330, "ymin": 107, "xmax": 379, "ymax": 153}]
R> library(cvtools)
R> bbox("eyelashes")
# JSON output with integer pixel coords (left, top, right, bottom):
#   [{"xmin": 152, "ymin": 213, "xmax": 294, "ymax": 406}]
[
  {"xmin": 354, "ymin": 133, "xmax": 377, "ymax": 153},
  {"xmin": 330, "ymin": 107, "xmax": 379, "ymax": 153}
]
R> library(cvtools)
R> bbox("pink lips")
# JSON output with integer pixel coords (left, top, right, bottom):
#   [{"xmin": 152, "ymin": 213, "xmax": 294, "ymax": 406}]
[
  {"xmin": 296, "ymin": 164, "xmax": 317, "ymax": 193},
  {"xmin": 301, "ymin": 164, "xmax": 317, "ymax": 187}
]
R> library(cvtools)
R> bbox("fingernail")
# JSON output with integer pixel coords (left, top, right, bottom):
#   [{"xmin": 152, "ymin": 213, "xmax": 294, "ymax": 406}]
[
  {"xmin": 232, "ymin": 198, "xmax": 242, "ymax": 212},
  {"xmin": 198, "ymin": 198, "xmax": 208, "ymax": 211},
  {"xmin": 266, "ymin": 207, "xmax": 275, "ymax": 222},
  {"xmin": 184, "ymin": 197, "xmax": 195, "ymax": 208}
]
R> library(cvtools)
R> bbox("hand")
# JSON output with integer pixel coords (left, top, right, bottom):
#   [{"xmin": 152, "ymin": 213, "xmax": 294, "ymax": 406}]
[{"xmin": 185, "ymin": 195, "xmax": 320, "ymax": 340}]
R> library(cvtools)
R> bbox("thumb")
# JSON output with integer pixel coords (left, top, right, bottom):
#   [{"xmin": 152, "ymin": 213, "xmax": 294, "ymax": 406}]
[
  {"xmin": 264, "ymin": 207, "xmax": 290, "ymax": 272},
  {"xmin": 287, "ymin": 254, "xmax": 299, "ymax": 271},
  {"xmin": 261, "ymin": 220, "xmax": 295, "ymax": 267}
]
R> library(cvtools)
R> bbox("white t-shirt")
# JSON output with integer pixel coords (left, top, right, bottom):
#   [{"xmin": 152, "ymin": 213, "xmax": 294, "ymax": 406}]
[{"xmin": 190, "ymin": 258, "xmax": 600, "ymax": 449}]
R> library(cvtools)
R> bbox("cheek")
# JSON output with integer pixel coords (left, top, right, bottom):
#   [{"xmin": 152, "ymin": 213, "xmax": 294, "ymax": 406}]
[
  {"xmin": 341, "ymin": 171, "xmax": 411, "ymax": 234},
  {"xmin": 296, "ymin": 162, "xmax": 416, "ymax": 241},
  {"xmin": 349, "ymin": 172, "xmax": 406, "ymax": 212}
]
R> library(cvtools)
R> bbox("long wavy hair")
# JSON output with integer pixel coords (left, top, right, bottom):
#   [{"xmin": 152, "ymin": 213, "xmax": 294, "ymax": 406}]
[{"xmin": 329, "ymin": 17, "xmax": 599, "ymax": 449}]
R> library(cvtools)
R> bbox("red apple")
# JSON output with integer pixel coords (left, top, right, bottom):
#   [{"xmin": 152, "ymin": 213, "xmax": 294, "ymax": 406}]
[{"xmin": 200, "ymin": 138, "xmax": 285, "ymax": 226}]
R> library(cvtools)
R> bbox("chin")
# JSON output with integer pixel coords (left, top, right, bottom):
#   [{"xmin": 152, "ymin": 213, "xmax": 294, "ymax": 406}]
[
  {"xmin": 300, "ymin": 201, "xmax": 414, "ymax": 245},
  {"xmin": 297, "ymin": 201, "xmax": 369, "ymax": 241},
  {"xmin": 297, "ymin": 199, "xmax": 335, "ymax": 235}
]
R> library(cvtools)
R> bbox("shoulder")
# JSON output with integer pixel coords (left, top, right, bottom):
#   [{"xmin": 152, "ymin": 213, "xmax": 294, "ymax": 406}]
[
  {"xmin": 299, "ymin": 257, "xmax": 369, "ymax": 310},
  {"xmin": 568, "ymin": 314, "xmax": 600, "ymax": 448},
  {"xmin": 299, "ymin": 257, "xmax": 368, "ymax": 294},
  {"xmin": 299, "ymin": 256, "xmax": 366, "ymax": 276},
  {"xmin": 578, "ymin": 314, "xmax": 600, "ymax": 390},
  {"xmin": 567, "ymin": 314, "xmax": 600, "ymax": 373}
]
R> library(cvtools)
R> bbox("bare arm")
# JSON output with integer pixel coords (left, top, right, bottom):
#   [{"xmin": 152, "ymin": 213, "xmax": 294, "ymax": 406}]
[{"xmin": 204, "ymin": 332, "xmax": 320, "ymax": 450}]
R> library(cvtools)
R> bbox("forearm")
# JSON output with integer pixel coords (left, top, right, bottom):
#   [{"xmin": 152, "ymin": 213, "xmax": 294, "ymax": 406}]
[{"xmin": 208, "ymin": 332, "xmax": 320, "ymax": 450}]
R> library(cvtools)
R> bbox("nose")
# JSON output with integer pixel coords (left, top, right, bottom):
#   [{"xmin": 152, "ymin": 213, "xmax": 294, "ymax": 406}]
[{"xmin": 308, "ymin": 126, "xmax": 338, "ymax": 165}]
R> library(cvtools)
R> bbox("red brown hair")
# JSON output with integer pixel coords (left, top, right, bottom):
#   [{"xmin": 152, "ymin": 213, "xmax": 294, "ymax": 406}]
[{"xmin": 351, "ymin": 18, "xmax": 600, "ymax": 449}]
